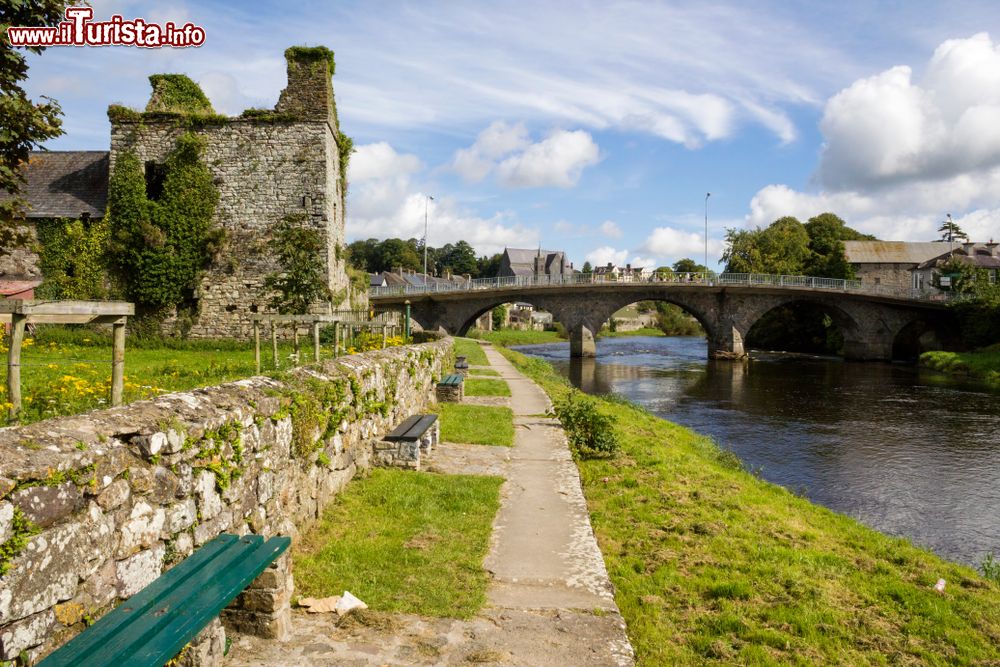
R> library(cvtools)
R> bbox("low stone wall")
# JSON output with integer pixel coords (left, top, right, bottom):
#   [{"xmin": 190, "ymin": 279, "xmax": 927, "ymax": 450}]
[{"xmin": 0, "ymin": 339, "xmax": 451, "ymax": 663}]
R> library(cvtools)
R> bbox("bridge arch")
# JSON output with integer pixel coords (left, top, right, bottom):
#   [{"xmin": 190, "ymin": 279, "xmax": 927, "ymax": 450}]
[{"xmin": 740, "ymin": 296, "xmax": 862, "ymax": 356}]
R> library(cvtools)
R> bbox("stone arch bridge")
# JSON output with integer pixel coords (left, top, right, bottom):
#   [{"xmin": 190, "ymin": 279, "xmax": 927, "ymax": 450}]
[{"xmin": 370, "ymin": 275, "xmax": 954, "ymax": 360}]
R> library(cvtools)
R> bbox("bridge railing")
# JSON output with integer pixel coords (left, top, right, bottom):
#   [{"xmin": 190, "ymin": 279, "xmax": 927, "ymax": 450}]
[{"xmin": 369, "ymin": 271, "xmax": 955, "ymax": 302}]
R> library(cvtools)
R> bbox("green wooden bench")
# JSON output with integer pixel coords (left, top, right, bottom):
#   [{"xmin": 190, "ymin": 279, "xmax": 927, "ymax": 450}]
[
  {"xmin": 384, "ymin": 414, "xmax": 438, "ymax": 444},
  {"xmin": 38, "ymin": 533, "xmax": 289, "ymax": 667},
  {"xmin": 439, "ymin": 374, "xmax": 464, "ymax": 387}
]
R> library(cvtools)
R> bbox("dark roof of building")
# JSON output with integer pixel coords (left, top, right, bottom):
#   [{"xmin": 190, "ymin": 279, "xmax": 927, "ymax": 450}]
[
  {"xmin": 504, "ymin": 248, "xmax": 563, "ymax": 265},
  {"xmin": 0, "ymin": 151, "xmax": 109, "ymax": 218},
  {"xmin": 916, "ymin": 244, "xmax": 1000, "ymax": 270}
]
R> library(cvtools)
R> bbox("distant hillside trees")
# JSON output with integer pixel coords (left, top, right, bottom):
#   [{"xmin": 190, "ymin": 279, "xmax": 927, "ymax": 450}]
[
  {"xmin": 723, "ymin": 213, "xmax": 873, "ymax": 279},
  {"xmin": 347, "ymin": 237, "xmax": 502, "ymax": 278}
]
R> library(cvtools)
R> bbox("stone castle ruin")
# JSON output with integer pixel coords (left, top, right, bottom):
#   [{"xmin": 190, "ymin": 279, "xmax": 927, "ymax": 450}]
[{"xmin": 1, "ymin": 45, "xmax": 356, "ymax": 337}]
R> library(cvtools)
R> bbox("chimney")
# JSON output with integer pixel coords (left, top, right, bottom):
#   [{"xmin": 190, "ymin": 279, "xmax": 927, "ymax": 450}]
[
  {"xmin": 987, "ymin": 240, "xmax": 999, "ymax": 258},
  {"xmin": 962, "ymin": 241, "xmax": 976, "ymax": 256},
  {"xmin": 275, "ymin": 46, "xmax": 337, "ymax": 122}
]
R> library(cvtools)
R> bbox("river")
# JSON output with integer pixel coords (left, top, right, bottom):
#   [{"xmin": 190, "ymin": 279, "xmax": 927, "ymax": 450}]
[{"xmin": 512, "ymin": 335, "xmax": 1000, "ymax": 567}]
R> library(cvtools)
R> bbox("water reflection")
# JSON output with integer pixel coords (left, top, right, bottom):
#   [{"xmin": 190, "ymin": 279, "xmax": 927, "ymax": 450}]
[{"xmin": 514, "ymin": 336, "xmax": 1000, "ymax": 566}]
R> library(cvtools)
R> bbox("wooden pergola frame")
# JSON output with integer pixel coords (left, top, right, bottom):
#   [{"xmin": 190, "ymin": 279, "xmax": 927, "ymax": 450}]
[{"xmin": 0, "ymin": 300, "xmax": 135, "ymax": 418}]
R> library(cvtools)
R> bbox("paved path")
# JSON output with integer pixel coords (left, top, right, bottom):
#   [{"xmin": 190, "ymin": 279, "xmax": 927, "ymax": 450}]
[{"xmin": 229, "ymin": 342, "xmax": 633, "ymax": 666}]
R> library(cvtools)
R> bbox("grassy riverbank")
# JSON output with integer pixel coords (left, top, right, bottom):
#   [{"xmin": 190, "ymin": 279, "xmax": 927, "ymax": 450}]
[
  {"xmin": 599, "ymin": 327, "xmax": 667, "ymax": 338},
  {"xmin": 498, "ymin": 346, "xmax": 1000, "ymax": 665},
  {"xmin": 468, "ymin": 329, "xmax": 564, "ymax": 346},
  {"xmin": 919, "ymin": 346, "xmax": 1000, "ymax": 387},
  {"xmin": 294, "ymin": 469, "xmax": 502, "ymax": 618}
]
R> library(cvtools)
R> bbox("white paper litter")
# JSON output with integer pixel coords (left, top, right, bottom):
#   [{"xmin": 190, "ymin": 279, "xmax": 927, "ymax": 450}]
[{"xmin": 335, "ymin": 590, "xmax": 368, "ymax": 615}]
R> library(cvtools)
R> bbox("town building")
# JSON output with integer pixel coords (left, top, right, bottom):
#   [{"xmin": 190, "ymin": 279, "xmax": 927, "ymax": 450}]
[
  {"xmin": 845, "ymin": 240, "xmax": 1000, "ymax": 292},
  {"xmin": 498, "ymin": 248, "xmax": 571, "ymax": 279}
]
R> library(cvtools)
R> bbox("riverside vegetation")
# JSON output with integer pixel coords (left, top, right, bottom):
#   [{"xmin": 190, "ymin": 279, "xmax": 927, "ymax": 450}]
[{"xmin": 497, "ymin": 345, "xmax": 1000, "ymax": 665}]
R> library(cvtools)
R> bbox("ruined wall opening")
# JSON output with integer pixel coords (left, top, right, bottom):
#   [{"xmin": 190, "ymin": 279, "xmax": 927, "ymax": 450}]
[{"xmin": 745, "ymin": 300, "xmax": 855, "ymax": 357}]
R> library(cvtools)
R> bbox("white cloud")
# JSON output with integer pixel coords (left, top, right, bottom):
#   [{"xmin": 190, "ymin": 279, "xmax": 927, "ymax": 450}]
[
  {"xmin": 453, "ymin": 125, "xmax": 600, "ymax": 188},
  {"xmin": 452, "ymin": 121, "xmax": 530, "ymax": 182},
  {"xmin": 641, "ymin": 226, "xmax": 725, "ymax": 263},
  {"xmin": 347, "ymin": 141, "xmax": 537, "ymax": 254},
  {"xmin": 495, "ymin": 129, "xmax": 600, "ymax": 188},
  {"xmin": 585, "ymin": 246, "xmax": 628, "ymax": 268},
  {"xmin": 599, "ymin": 220, "xmax": 622, "ymax": 238},
  {"xmin": 748, "ymin": 33, "xmax": 1000, "ymax": 242}
]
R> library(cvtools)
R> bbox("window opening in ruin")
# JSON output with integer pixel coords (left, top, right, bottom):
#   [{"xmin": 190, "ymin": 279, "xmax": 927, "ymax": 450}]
[{"xmin": 144, "ymin": 161, "xmax": 167, "ymax": 200}]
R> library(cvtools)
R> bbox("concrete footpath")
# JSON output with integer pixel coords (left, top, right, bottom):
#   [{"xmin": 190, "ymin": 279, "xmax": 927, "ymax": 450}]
[{"xmin": 228, "ymin": 342, "xmax": 634, "ymax": 666}]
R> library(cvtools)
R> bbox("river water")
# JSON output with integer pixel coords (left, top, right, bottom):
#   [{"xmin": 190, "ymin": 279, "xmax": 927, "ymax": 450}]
[{"xmin": 512, "ymin": 336, "xmax": 1000, "ymax": 567}]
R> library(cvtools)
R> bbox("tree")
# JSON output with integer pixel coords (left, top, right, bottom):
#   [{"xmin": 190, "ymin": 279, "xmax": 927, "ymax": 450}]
[
  {"xmin": 672, "ymin": 258, "xmax": 707, "ymax": 274},
  {"xmin": 723, "ymin": 217, "xmax": 810, "ymax": 275},
  {"xmin": 437, "ymin": 240, "xmax": 477, "ymax": 276},
  {"xmin": 346, "ymin": 238, "xmax": 380, "ymax": 272},
  {"xmin": 476, "ymin": 252, "xmax": 502, "ymax": 278},
  {"xmin": 264, "ymin": 215, "xmax": 332, "ymax": 314},
  {"xmin": 581, "ymin": 261, "xmax": 593, "ymax": 274},
  {"xmin": 803, "ymin": 212, "xmax": 870, "ymax": 279},
  {"xmin": 372, "ymin": 238, "xmax": 421, "ymax": 273},
  {"xmin": 1, "ymin": 1, "xmax": 69, "ymax": 245},
  {"xmin": 722, "ymin": 228, "xmax": 766, "ymax": 273},
  {"xmin": 938, "ymin": 216, "xmax": 969, "ymax": 243}
]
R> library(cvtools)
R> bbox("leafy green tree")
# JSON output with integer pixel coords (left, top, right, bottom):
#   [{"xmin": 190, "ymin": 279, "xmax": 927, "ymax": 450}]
[
  {"xmin": 437, "ymin": 240, "xmax": 478, "ymax": 276},
  {"xmin": 373, "ymin": 238, "xmax": 421, "ymax": 273},
  {"xmin": 581, "ymin": 261, "xmax": 593, "ymax": 274},
  {"xmin": 491, "ymin": 304, "xmax": 507, "ymax": 329},
  {"xmin": 264, "ymin": 215, "xmax": 332, "ymax": 313},
  {"xmin": 672, "ymin": 258, "xmax": 708, "ymax": 273},
  {"xmin": 723, "ymin": 228, "xmax": 766, "ymax": 273},
  {"xmin": 939, "ymin": 217, "xmax": 969, "ymax": 243},
  {"xmin": 476, "ymin": 252, "xmax": 502, "ymax": 278},
  {"xmin": 804, "ymin": 213, "xmax": 861, "ymax": 279},
  {"xmin": 346, "ymin": 238, "xmax": 380, "ymax": 272},
  {"xmin": 1, "ymin": 1, "xmax": 69, "ymax": 244}
]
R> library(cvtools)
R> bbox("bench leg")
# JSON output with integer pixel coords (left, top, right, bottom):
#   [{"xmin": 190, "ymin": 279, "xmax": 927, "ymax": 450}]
[{"xmin": 221, "ymin": 551, "xmax": 293, "ymax": 641}]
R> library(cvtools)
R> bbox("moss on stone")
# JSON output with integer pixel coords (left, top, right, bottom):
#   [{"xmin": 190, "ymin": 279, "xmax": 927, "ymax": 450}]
[
  {"xmin": 146, "ymin": 74, "xmax": 215, "ymax": 114},
  {"xmin": 285, "ymin": 46, "xmax": 336, "ymax": 74},
  {"xmin": 0, "ymin": 507, "xmax": 39, "ymax": 576}
]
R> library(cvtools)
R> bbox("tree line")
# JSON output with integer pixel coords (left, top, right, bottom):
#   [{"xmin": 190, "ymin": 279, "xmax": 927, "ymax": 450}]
[{"xmin": 348, "ymin": 238, "xmax": 503, "ymax": 278}]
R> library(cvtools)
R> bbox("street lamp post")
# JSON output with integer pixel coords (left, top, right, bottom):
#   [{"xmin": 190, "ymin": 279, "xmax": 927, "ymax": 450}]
[
  {"xmin": 704, "ymin": 192, "xmax": 711, "ymax": 275},
  {"xmin": 423, "ymin": 195, "xmax": 434, "ymax": 285}
]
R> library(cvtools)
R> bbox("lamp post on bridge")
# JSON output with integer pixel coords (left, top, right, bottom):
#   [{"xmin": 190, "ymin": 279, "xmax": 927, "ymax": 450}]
[
  {"xmin": 423, "ymin": 194, "xmax": 434, "ymax": 287},
  {"xmin": 704, "ymin": 192, "xmax": 711, "ymax": 276}
]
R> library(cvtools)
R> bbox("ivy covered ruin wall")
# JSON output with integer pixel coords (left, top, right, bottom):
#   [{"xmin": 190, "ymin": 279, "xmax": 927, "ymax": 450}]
[
  {"xmin": 109, "ymin": 116, "xmax": 348, "ymax": 338},
  {"xmin": 0, "ymin": 338, "xmax": 451, "ymax": 663}
]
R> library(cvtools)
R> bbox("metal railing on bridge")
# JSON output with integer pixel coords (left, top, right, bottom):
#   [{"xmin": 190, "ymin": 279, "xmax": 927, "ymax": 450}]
[{"xmin": 369, "ymin": 271, "xmax": 955, "ymax": 303}]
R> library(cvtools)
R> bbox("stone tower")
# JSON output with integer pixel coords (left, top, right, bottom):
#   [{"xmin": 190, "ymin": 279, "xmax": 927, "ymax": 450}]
[{"xmin": 108, "ymin": 46, "xmax": 352, "ymax": 337}]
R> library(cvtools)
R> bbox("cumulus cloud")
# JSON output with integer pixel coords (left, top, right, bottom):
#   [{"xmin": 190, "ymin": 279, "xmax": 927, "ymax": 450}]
[
  {"xmin": 452, "ymin": 121, "xmax": 531, "ymax": 182},
  {"xmin": 347, "ymin": 142, "xmax": 538, "ymax": 254},
  {"xmin": 585, "ymin": 246, "xmax": 628, "ymax": 268},
  {"xmin": 599, "ymin": 220, "xmax": 622, "ymax": 238},
  {"xmin": 452, "ymin": 124, "xmax": 600, "ymax": 188},
  {"xmin": 641, "ymin": 226, "xmax": 725, "ymax": 264},
  {"xmin": 748, "ymin": 33, "xmax": 1000, "ymax": 241}
]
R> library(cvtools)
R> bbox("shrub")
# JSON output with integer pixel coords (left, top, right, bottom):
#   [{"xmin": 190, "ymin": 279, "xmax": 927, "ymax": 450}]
[
  {"xmin": 983, "ymin": 552, "xmax": 1000, "ymax": 584},
  {"xmin": 551, "ymin": 390, "xmax": 619, "ymax": 459}
]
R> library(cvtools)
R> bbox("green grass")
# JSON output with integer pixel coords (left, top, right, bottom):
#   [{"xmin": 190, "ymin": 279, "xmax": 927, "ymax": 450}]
[
  {"xmin": 499, "ymin": 347, "xmax": 1000, "ymax": 666},
  {"xmin": 434, "ymin": 403, "xmax": 514, "ymax": 446},
  {"xmin": 599, "ymin": 327, "xmax": 666, "ymax": 338},
  {"xmin": 468, "ymin": 368, "xmax": 501, "ymax": 377},
  {"xmin": 469, "ymin": 329, "xmax": 564, "ymax": 346},
  {"xmin": 920, "ymin": 347, "xmax": 1000, "ymax": 387},
  {"xmin": 464, "ymin": 378, "xmax": 511, "ymax": 397},
  {"xmin": 453, "ymin": 337, "xmax": 489, "ymax": 365},
  {"xmin": 294, "ymin": 468, "xmax": 502, "ymax": 618}
]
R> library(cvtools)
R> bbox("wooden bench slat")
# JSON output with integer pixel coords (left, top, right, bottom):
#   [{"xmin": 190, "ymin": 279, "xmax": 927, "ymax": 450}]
[
  {"xmin": 38, "ymin": 534, "xmax": 289, "ymax": 667},
  {"xmin": 384, "ymin": 414, "xmax": 438, "ymax": 442},
  {"xmin": 438, "ymin": 374, "xmax": 464, "ymax": 387}
]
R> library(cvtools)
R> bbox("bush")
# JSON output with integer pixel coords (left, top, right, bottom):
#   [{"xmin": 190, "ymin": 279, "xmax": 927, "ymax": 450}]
[{"xmin": 551, "ymin": 390, "xmax": 618, "ymax": 459}]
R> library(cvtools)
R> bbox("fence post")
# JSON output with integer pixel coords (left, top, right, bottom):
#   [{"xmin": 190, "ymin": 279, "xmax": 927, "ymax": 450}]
[
  {"xmin": 111, "ymin": 320, "xmax": 125, "ymax": 407},
  {"xmin": 404, "ymin": 301, "xmax": 411, "ymax": 340},
  {"xmin": 271, "ymin": 324, "xmax": 279, "ymax": 369},
  {"xmin": 7, "ymin": 313, "xmax": 26, "ymax": 419},
  {"xmin": 253, "ymin": 320, "xmax": 261, "ymax": 374},
  {"xmin": 312, "ymin": 320, "xmax": 321, "ymax": 363},
  {"xmin": 333, "ymin": 322, "xmax": 340, "ymax": 358}
]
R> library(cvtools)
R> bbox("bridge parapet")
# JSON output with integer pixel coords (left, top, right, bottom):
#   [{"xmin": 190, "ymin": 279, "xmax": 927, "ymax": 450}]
[{"xmin": 370, "ymin": 272, "xmax": 955, "ymax": 304}]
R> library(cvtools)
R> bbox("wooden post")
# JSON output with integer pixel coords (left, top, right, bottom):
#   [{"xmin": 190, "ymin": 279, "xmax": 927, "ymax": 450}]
[
  {"xmin": 293, "ymin": 327, "xmax": 300, "ymax": 366},
  {"xmin": 271, "ymin": 324, "xmax": 279, "ymax": 369},
  {"xmin": 7, "ymin": 314, "xmax": 25, "ymax": 419},
  {"xmin": 333, "ymin": 322, "xmax": 340, "ymax": 358},
  {"xmin": 382, "ymin": 324, "xmax": 388, "ymax": 348},
  {"xmin": 111, "ymin": 320, "xmax": 125, "ymax": 407},
  {"xmin": 253, "ymin": 320, "xmax": 261, "ymax": 374},
  {"xmin": 312, "ymin": 321, "xmax": 321, "ymax": 363}
]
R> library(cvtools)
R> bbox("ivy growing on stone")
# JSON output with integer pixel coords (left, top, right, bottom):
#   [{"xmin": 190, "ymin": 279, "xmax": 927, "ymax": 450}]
[
  {"xmin": 0, "ymin": 507, "xmax": 39, "ymax": 576},
  {"xmin": 35, "ymin": 216, "xmax": 111, "ymax": 300},
  {"xmin": 145, "ymin": 74, "xmax": 215, "ymax": 114},
  {"xmin": 107, "ymin": 132, "xmax": 223, "ymax": 314}
]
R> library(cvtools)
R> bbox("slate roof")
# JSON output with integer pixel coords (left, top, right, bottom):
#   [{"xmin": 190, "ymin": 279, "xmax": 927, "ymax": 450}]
[
  {"xmin": 0, "ymin": 151, "xmax": 109, "ymax": 218},
  {"xmin": 844, "ymin": 241, "xmax": 954, "ymax": 265},
  {"xmin": 504, "ymin": 248, "xmax": 562, "ymax": 265},
  {"xmin": 915, "ymin": 244, "xmax": 1000, "ymax": 270}
]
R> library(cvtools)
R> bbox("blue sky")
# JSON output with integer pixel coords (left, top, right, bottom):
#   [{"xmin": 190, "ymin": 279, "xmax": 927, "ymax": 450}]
[{"xmin": 22, "ymin": 0, "xmax": 1000, "ymax": 270}]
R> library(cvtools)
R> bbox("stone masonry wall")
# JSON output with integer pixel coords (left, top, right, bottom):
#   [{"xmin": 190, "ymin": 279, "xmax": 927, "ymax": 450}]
[{"xmin": 0, "ymin": 339, "xmax": 451, "ymax": 663}]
